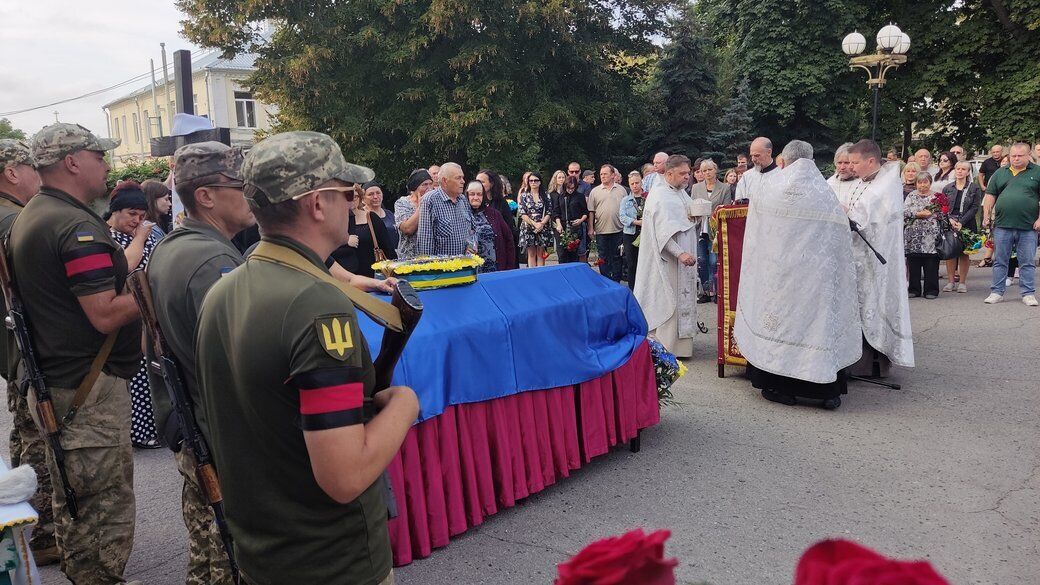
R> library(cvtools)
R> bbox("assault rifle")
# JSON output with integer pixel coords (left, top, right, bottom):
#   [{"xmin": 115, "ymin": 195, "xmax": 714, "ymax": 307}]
[
  {"xmin": 0, "ymin": 239, "xmax": 80, "ymax": 519},
  {"xmin": 125, "ymin": 269, "xmax": 239, "ymax": 582},
  {"xmin": 368, "ymin": 280, "xmax": 424, "ymax": 518}
]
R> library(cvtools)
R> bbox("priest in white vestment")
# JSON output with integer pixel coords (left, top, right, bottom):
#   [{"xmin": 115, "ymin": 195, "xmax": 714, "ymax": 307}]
[
  {"xmin": 846, "ymin": 140, "xmax": 915, "ymax": 374},
  {"xmin": 734, "ymin": 141, "xmax": 862, "ymax": 408},
  {"xmin": 827, "ymin": 142, "xmax": 860, "ymax": 208},
  {"xmin": 633, "ymin": 155, "xmax": 699, "ymax": 358},
  {"xmin": 734, "ymin": 136, "xmax": 780, "ymax": 201}
]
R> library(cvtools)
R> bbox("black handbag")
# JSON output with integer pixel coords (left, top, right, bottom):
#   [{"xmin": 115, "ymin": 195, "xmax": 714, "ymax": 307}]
[{"xmin": 935, "ymin": 219, "xmax": 964, "ymax": 260}]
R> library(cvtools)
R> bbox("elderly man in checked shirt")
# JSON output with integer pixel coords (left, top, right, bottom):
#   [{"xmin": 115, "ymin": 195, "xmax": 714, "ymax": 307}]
[{"xmin": 417, "ymin": 162, "xmax": 477, "ymax": 256}]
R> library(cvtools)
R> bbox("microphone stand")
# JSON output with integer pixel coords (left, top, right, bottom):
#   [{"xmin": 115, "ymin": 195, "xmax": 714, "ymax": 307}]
[{"xmin": 847, "ymin": 219, "xmax": 901, "ymax": 390}]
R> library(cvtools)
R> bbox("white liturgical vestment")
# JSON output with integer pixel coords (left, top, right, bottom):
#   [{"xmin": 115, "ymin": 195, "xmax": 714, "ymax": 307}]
[
  {"xmin": 734, "ymin": 159, "xmax": 862, "ymax": 383},
  {"xmin": 847, "ymin": 162, "xmax": 915, "ymax": 367}
]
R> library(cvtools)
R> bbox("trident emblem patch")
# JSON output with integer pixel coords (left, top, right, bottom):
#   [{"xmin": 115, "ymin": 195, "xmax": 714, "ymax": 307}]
[{"xmin": 315, "ymin": 316, "xmax": 354, "ymax": 360}]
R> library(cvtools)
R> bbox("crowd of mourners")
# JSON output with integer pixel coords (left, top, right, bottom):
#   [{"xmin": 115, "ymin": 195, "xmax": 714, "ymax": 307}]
[{"xmin": 0, "ymin": 120, "xmax": 1037, "ymax": 585}]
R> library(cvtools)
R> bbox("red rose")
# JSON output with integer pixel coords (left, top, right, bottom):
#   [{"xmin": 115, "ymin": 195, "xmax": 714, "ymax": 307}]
[
  {"xmin": 595, "ymin": 258, "xmax": 605, "ymax": 266},
  {"xmin": 795, "ymin": 539, "xmax": 950, "ymax": 585},
  {"xmin": 555, "ymin": 529, "xmax": 678, "ymax": 585},
  {"xmin": 567, "ymin": 240, "xmax": 579, "ymax": 251}
]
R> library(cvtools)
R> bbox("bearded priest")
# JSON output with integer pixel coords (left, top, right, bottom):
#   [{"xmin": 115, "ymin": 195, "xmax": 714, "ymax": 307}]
[
  {"xmin": 845, "ymin": 139, "xmax": 915, "ymax": 377},
  {"xmin": 633, "ymin": 155, "xmax": 700, "ymax": 358},
  {"xmin": 734, "ymin": 140, "xmax": 862, "ymax": 409},
  {"xmin": 827, "ymin": 142, "xmax": 859, "ymax": 208}
]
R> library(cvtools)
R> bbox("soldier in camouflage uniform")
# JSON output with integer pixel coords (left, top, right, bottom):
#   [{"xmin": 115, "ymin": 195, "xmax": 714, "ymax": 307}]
[
  {"xmin": 147, "ymin": 141, "xmax": 251, "ymax": 585},
  {"xmin": 196, "ymin": 132, "xmax": 418, "ymax": 584},
  {"xmin": 0, "ymin": 140, "xmax": 58, "ymax": 564},
  {"xmin": 10, "ymin": 123, "xmax": 142, "ymax": 585}
]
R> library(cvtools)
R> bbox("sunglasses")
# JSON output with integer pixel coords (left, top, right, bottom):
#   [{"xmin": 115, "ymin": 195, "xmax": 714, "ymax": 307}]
[
  {"xmin": 529, "ymin": 179, "xmax": 541, "ymax": 183},
  {"xmin": 568, "ymin": 170, "xmax": 580, "ymax": 175},
  {"xmin": 292, "ymin": 184, "xmax": 357, "ymax": 202}
]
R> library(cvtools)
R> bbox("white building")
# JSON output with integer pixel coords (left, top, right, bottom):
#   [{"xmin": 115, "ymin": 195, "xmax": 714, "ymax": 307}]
[{"xmin": 103, "ymin": 50, "xmax": 277, "ymax": 167}]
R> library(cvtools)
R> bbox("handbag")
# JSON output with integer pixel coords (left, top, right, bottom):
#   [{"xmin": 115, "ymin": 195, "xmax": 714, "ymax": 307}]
[
  {"xmin": 935, "ymin": 218, "xmax": 964, "ymax": 260},
  {"xmin": 366, "ymin": 212, "xmax": 388, "ymax": 264}
]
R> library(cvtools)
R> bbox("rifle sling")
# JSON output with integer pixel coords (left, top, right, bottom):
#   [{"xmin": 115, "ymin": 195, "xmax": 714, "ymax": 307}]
[
  {"xmin": 63, "ymin": 331, "xmax": 118, "ymax": 426},
  {"xmin": 250, "ymin": 241, "xmax": 403, "ymax": 333}
]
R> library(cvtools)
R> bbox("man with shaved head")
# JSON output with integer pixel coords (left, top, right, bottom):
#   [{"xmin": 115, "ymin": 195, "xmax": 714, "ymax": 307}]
[
  {"xmin": 641, "ymin": 152, "xmax": 669, "ymax": 193},
  {"xmin": 735, "ymin": 137, "xmax": 780, "ymax": 202},
  {"xmin": 915, "ymin": 149, "xmax": 938, "ymax": 175}
]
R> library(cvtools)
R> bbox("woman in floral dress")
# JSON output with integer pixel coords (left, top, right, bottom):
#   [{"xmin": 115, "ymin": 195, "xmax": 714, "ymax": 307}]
[
  {"xmin": 518, "ymin": 172, "xmax": 552, "ymax": 267},
  {"xmin": 903, "ymin": 172, "xmax": 948, "ymax": 299},
  {"xmin": 106, "ymin": 182, "xmax": 164, "ymax": 448}
]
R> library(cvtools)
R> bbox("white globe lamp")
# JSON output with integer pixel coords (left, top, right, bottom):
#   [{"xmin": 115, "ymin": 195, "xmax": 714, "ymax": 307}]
[
  {"xmin": 842, "ymin": 32, "xmax": 867, "ymax": 56},
  {"xmin": 893, "ymin": 32, "xmax": 911, "ymax": 55},
  {"xmin": 876, "ymin": 24, "xmax": 903, "ymax": 52}
]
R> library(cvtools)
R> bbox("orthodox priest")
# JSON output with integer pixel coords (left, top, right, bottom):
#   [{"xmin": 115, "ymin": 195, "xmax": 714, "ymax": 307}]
[
  {"xmin": 734, "ymin": 137, "xmax": 780, "ymax": 201},
  {"xmin": 827, "ymin": 142, "xmax": 858, "ymax": 208},
  {"xmin": 634, "ymin": 155, "xmax": 699, "ymax": 358},
  {"xmin": 845, "ymin": 139, "xmax": 915, "ymax": 375},
  {"xmin": 734, "ymin": 141, "xmax": 862, "ymax": 409}
]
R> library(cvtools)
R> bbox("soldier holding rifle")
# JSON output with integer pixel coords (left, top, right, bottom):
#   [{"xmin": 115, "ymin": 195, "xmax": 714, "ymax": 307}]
[
  {"xmin": 7, "ymin": 123, "xmax": 142, "ymax": 584},
  {"xmin": 195, "ymin": 131, "xmax": 419, "ymax": 585}
]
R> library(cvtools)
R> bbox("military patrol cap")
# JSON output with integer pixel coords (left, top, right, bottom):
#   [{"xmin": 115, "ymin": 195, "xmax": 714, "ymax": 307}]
[
  {"xmin": 30, "ymin": 122, "xmax": 119, "ymax": 167},
  {"xmin": 0, "ymin": 140, "xmax": 36, "ymax": 169},
  {"xmin": 173, "ymin": 141, "xmax": 243, "ymax": 185},
  {"xmin": 242, "ymin": 131, "xmax": 374, "ymax": 207}
]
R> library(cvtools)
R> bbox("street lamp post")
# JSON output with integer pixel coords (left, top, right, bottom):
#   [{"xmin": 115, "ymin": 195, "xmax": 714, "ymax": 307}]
[{"xmin": 842, "ymin": 24, "xmax": 910, "ymax": 143}]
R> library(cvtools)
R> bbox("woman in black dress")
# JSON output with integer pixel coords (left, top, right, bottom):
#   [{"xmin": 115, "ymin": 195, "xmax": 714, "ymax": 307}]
[
  {"xmin": 330, "ymin": 184, "xmax": 398, "ymax": 277},
  {"xmin": 105, "ymin": 183, "xmax": 163, "ymax": 448}
]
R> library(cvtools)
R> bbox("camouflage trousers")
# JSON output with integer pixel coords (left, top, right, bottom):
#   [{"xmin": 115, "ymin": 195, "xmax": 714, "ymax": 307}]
[
  {"xmin": 242, "ymin": 568, "xmax": 395, "ymax": 585},
  {"xmin": 5, "ymin": 377, "xmax": 56, "ymax": 552},
  {"xmin": 175, "ymin": 447, "xmax": 235, "ymax": 585},
  {"xmin": 29, "ymin": 372, "xmax": 136, "ymax": 585}
]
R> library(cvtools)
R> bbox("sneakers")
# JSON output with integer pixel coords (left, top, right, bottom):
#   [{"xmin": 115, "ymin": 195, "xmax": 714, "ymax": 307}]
[
  {"xmin": 957, "ymin": 283, "xmax": 967, "ymax": 293},
  {"xmin": 941, "ymin": 282, "xmax": 956, "ymax": 292},
  {"xmin": 984, "ymin": 293, "xmax": 1003, "ymax": 304},
  {"xmin": 1024, "ymin": 295, "xmax": 1039, "ymax": 307}
]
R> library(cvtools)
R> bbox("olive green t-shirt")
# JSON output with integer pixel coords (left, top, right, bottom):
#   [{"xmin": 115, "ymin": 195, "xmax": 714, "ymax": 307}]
[
  {"xmin": 9, "ymin": 187, "xmax": 142, "ymax": 388},
  {"xmin": 146, "ymin": 218, "xmax": 245, "ymax": 442},
  {"xmin": 0, "ymin": 192, "xmax": 24, "ymax": 382},
  {"xmin": 195, "ymin": 235, "xmax": 390, "ymax": 585},
  {"xmin": 985, "ymin": 163, "xmax": 1040, "ymax": 230}
]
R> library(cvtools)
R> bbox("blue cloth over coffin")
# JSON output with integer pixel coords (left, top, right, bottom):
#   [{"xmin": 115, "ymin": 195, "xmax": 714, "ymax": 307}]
[{"xmin": 357, "ymin": 263, "xmax": 648, "ymax": 422}]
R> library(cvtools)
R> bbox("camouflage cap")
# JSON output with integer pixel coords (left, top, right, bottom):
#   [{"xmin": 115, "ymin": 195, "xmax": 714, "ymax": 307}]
[
  {"xmin": 173, "ymin": 141, "xmax": 243, "ymax": 185},
  {"xmin": 242, "ymin": 131, "xmax": 374, "ymax": 206},
  {"xmin": 0, "ymin": 139, "xmax": 36, "ymax": 169},
  {"xmin": 30, "ymin": 122, "xmax": 119, "ymax": 167}
]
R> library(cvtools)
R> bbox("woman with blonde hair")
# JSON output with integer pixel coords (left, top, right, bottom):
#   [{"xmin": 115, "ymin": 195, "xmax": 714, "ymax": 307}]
[{"xmin": 902, "ymin": 161, "xmax": 922, "ymax": 196}]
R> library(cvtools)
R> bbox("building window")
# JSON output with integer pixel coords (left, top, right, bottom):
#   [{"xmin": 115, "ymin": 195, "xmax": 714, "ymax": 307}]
[
  {"xmin": 143, "ymin": 110, "xmax": 151, "ymax": 140},
  {"xmin": 113, "ymin": 118, "xmax": 120, "ymax": 140},
  {"xmin": 122, "ymin": 116, "xmax": 128, "ymax": 146},
  {"xmin": 235, "ymin": 91, "xmax": 257, "ymax": 128},
  {"xmin": 132, "ymin": 113, "xmax": 140, "ymax": 143},
  {"xmin": 193, "ymin": 93, "xmax": 199, "ymax": 115}
]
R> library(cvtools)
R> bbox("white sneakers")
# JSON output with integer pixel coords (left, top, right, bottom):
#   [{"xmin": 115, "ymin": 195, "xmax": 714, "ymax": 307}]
[
  {"xmin": 942, "ymin": 282, "xmax": 956, "ymax": 293},
  {"xmin": 984, "ymin": 293, "xmax": 1003, "ymax": 304},
  {"xmin": 1024, "ymin": 295, "xmax": 1039, "ymax": 306},
  {"xmin": 957, "ymin": 283, "xmax": 967, "ymax": 293}
]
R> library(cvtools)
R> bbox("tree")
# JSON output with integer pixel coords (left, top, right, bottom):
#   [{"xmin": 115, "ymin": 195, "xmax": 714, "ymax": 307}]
[
  {"xmin": 0, "ymin": 119, "xmax": 26, "ymax": 140},
  {"xmin": 642, "ymin": 6, "xmax": 717, "ymax": 158},
  {"xmin": 706, "ymin": 77, "xmax": 753, "ymax": 165},
  {"xmin": 178, "ymin": 0, "xmax": 672, "ymax": 187}
]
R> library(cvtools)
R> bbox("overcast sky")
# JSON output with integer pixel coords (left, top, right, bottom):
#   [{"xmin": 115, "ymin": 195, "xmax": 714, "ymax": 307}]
[{"xmin": 0, "ymin": 1, "xmax": 202, "ymax": 139}]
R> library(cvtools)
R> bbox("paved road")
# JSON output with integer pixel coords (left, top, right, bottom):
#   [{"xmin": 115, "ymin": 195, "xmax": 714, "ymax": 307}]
[{"xmin": 13, "ymin": 267, "xmax": 1038, "ymax": 584}]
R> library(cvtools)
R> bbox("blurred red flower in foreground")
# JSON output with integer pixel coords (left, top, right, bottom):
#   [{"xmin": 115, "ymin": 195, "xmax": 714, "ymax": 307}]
[
  {"xmin": 555, "ymin": 528, "xmax": 678, "ymax": 585},
  {"xmin": 795, "ymin": 539, "xmax": 950, "ymax": 585}
]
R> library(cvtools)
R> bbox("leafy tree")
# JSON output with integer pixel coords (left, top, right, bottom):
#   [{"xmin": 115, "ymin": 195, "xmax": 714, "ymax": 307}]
[
  {"xmin": 107, "ymin": 158, "xmax": 170, "ymax": 190},
  {"xmin": 642, "ymin": 6, "xmax": 717, "ymax": 159},
  {"xmin": 178, "ymin": 0, "xmax": 672, "ymax": 187},
  {"xmin": 0, "ymin": 119, "xmax": 26, "ymax": 140}
]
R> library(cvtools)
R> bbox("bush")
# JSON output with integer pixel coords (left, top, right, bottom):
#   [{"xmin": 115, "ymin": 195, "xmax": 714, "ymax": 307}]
[{"xmin": 107, "ymin": 158, "xmax": 169, "ymax": 189}]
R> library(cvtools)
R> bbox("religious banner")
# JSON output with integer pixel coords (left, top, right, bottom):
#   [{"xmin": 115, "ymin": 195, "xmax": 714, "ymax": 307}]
[{"xmin": 714, "ymin": 204, "xmax": 749, "ymax": 377}]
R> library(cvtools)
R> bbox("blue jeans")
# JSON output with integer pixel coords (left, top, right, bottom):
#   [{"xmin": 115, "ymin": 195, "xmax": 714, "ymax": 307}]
[
  {"xmin": 596, "ymin": 232, "xmax": 624, "ymax": 282},
  {"xmin": 990, "ymin": 227, "xmax": 1037, "ymax": 296},
  {"xmin": 696, "ymin": 235, "xmax": 717, "ymax": 294}
]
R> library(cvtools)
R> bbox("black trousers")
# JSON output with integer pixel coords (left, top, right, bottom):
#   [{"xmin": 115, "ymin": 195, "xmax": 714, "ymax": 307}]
[
  {"xmin": 623, "ymin": 233, "xmax": 639, "ymax": 290},
  {"xmin": 907, "ymin": 254, "xmax": 940, "ymax": 296}
]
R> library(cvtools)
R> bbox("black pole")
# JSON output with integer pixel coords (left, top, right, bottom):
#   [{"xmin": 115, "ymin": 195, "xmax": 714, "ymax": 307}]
[{"xmin": 871, "ymin": 84, "xmax": 880, "ymax": 143}]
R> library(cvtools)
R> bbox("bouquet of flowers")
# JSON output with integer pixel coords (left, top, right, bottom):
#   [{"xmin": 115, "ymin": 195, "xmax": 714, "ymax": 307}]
[
  {"xmin": 559, "ymin": 229, "xmax": 582, "ymax": 253},
  {"xmin": 648, "ymin": 339, "xmax": 686, "ymax": 406},
  {"xmin": 958, "ymin": 229, "xmax": 985, "ymax": 253}
]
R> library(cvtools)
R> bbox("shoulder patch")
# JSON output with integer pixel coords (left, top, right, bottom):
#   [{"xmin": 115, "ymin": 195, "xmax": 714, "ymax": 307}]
[
  {"xmin": 314, "ymin": 315, "xmax": 356, "ymax": 360},
  {"xmin": 76, "ymin": 231, "xmax": 95, "ymax": 242}
]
